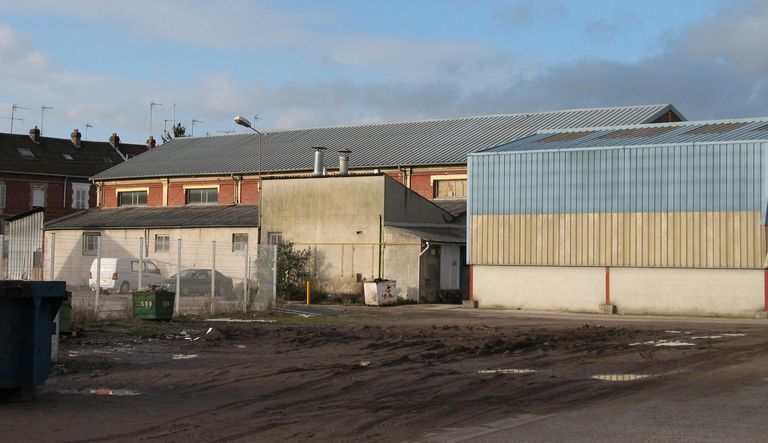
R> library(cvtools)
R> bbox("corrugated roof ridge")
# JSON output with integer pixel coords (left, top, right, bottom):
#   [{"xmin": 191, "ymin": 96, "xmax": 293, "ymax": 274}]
[
  {"xmin": 534, "ymin": 116, "xmax": 768, "ymax": 135},
  {"xmin": 164, "ymin": 104, "xmax": 673, "ymax": 142}
]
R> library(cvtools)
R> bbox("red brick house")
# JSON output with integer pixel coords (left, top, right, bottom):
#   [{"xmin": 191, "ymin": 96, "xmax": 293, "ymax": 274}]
[{"xmin": 0, "ymin": 127, "xmax": 148, "ymax": 235}]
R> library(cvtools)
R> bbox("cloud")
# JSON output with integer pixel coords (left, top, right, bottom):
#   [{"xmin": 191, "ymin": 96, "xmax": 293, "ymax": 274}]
[
  {"xmin": 682, "ymin": 0, "xmax": 768, "ymax": 75},
  {"xmin": 2, "ymin": 0, "xmax": 768, "ymax": 145},
  {"xmin": 584, "ymin": 12, "xmax": 643, "ymax": 42},
  {"xmin": 491, "ymin": 0, "xmax": 568, "ymax": 27}
]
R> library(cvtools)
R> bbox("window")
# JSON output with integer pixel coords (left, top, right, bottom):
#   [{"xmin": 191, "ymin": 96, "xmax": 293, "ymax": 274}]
[
  {"xmin": 232, "ymin": 233, "xmax": 248, "ymax": 252},
  {"xmin": 32, "ymin": 185, "xmax": 46, "ymax": 208},
  {"xmin": 82, "ymin": 232, "xmax": 101, "ymax": 255},
  {"xmin": 62, "ymin": 153, "xmax": 74, "ymax": 161},
  {"xmin": 17, "ymin": 147, "xmax": 35, "ymax": 159},
  {"xmin": 155, "ymin": 235, "xmax": 170, "ymax": 252},
  {"xmin": 434, "ymin": 179, "xmax": 467, "ymax": 199},
  {"xmin": 267, "ymin": 232, "xmax": 283, "ymax": 245},
  {"xmin": 72, "ymin": 183, "xmax": 90, "ymax": 209},
  {"xmin": 118, "ymin": 190, "xmax": 147, "ymax": 206},
  {"xmin": 186, "ymin": 188, "xmax": 218, "ymax": 205},
  {"xmin": 0, "ymin": 182, "xmax": 5, "ymax": 208},
  {"xmin": 102, "ymin": 156, "xmax": 114, "ymax": 164}
]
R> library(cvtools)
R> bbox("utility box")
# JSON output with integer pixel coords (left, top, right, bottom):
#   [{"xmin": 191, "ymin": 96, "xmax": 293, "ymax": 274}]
[
  {"xmin": 132, "ymin": 289, "xmax": 175, "ymax": 320},
  {"xmin": 363, "ymin": 280, "xmax": 398, "ymax": 306},
  {"xmin": 0, "ymin": 281, "xmax": 67, "ymax": 402}
]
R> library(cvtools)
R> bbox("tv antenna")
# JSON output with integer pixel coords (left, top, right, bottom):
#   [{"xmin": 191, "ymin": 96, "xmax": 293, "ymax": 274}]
[
  {"xmin": 149, "ymin": 101, "xmax": 162, "ymax": 137},
  {"xmin": 85, "ymin": 123, "xmax": 93, "ymax": 140},
  {"xmin": 9, "ymin": 103, "xmax": 29, "ymax": 133},
  {"xmin": 40, "ymin": 105, "xmax": 54, "ymax": 135},
  {"xmin": 191, "ymin": 119, "xmax": 203, "ymax": 136}
]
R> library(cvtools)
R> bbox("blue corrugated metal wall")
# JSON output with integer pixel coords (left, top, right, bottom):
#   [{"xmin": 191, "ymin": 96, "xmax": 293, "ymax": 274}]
[{"xmin": 470, "ymin": 142, "xmax": 767, "ymax": 215}]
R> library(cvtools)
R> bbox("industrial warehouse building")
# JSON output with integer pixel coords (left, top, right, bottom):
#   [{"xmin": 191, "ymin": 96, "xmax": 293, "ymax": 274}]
[{"xmin": 468, "ymin": 118, "xmax": 768, "ymax": 317}]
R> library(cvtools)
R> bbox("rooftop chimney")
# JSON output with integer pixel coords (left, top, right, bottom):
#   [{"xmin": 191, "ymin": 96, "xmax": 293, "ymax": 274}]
[
  {"xmin": 338, "ymin": 149, "xmax": 351, "ymax": 176},
  {"xmin": 29, "ymin": 126, "xmax": 41, "ymax": 143},
  {"xmin": 109, "ymin": 133, "xmax": 120, "ymax": 148},
  {"xmin": 146, "ymin": 135, "xmax": 156, "ymax": 149},
  {"xmin": 71, "ymin": 129, "xmax": 82, "ymax": 148},
  {"xmin": 313, "ymin": 146, "xmax": 327, "ymax": 176}
]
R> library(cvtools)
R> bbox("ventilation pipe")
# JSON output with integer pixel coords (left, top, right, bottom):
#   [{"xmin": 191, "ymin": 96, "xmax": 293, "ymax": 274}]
[
  {"xmin": 338, "ymin": 149, "xmax": 351, "ymax": 176},
  {"xmin": 313, "ymin": 146, "xmax": 326, "ymax": 176}
]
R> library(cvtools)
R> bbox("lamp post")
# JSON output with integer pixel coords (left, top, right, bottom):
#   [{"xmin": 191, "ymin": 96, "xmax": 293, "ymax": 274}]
[
  {"xmin": 233, "ymin": 116, "xmax": 264, "ymax": 191},
  {"xmin": 234, "ymin": 115, "xmax": 264, "ymax": 241}
]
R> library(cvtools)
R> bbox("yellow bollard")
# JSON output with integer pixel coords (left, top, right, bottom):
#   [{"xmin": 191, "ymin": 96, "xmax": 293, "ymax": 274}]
[{"xmin": 306, "ymin": 280, "xmax": 310, "ymax": 305}]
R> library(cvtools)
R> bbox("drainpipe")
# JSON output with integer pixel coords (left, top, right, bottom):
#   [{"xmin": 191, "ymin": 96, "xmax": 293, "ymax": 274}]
[{"xmin": 62, "ymin": 176, "xmax": 68, "ymax": 208}]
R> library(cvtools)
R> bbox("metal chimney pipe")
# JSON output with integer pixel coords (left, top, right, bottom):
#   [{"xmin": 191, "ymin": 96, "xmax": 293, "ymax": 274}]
[
  {"xmin": 313, "ymin": 146, "xmax": 326, "ymax": 176},
  {"xmin": 338, "ymin": 149, "xmax": 351, "ymax": 176}
]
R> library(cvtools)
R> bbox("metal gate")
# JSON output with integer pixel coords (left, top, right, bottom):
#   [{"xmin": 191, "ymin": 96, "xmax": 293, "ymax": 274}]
[{"xmin": 249, "ymin": 244, "xmax": 277, "ymax": 311}]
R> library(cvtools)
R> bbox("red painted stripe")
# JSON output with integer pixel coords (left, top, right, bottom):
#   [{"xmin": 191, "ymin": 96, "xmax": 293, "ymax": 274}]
[
  {"xmin": 764, "ymin": 269, "xmax": 768, "ymax": 311},
  {"xmin": 605, "ymin": 267, "xmax": 611, "ymax": 305}
]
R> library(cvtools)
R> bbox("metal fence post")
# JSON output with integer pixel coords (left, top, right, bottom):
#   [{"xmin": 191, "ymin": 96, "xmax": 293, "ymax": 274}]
[
  {"xmin": 95, "ymin": 236, "xmax": 101, "ymax": 312},
  {"xmin": 49, "ymin": 233, "xmax": 55, "ymax": 281},
  {"xmin": 272, "ymin": 244, "xmax": 277, "ymax": 308},
  {"xmin": 175, "ymin": 238, "xmax": 181, "ymax": 317},
  {"xmin": 138, "ymin": 237, "xmax": 144, "ymax": 290},
  {"xmin": 211, "ymin": 240, "xmax": 216, "ymax": 316},
  {"xmin": 243, "ymin": 241, "xmax": 249, "ymax": 313}
]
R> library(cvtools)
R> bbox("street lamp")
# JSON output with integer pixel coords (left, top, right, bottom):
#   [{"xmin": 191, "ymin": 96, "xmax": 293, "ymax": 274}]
[
  {"xmin": 234, "ymin": 115, "xmax": 265, "ymax": 242},
  {"xmin": 233, "ymin": 116, "xmax": 264, "ymax": 191}
]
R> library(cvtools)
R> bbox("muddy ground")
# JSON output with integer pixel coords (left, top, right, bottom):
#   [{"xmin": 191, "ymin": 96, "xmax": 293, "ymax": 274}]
[{"xmin": 2, "ymin": 305, "xmax": 768, "ymax": 442}]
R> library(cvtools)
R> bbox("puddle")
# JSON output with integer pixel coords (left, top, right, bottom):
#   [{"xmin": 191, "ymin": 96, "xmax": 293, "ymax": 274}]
[
  {"xmin": 664, "ymin": 330, "xmax": 692, "ymax": 334},
  {"xmin": 592, "ymin": 374, "xmax": 653, "ymax": 382},
  {"xmin": 206, "ymin": 318, "xmax": 276, "ymax": 323},
  {"xmin": 234, "ymin": 344, "xmax": 247, "ymax": 349},
  {"xmin": 655, "ymin": 341, "xmax": 694, "ymax": 347},
  {"xmin": 477, "ymin": 368, "xmax": 537, "ymax": 374},
  {"xmin": 359, "ymin": 361, "xmax": 371, "ymax": 367},
  {"xmin": 89, "ymin": 388, "xmax": 141, "ymax": 396},
  {"xmin": 691, "ymin": 335, "xmax": 722, "ymax": 340},
  {"xmin": 630, "ymin": 340, "xmax": 694, "ymax": 347},
  {"xmin": 172, "ymin": 354, "xmax": 199, "ymax": 360},
  {"xmin": 722, "ymin": 333, "xmax": 747, "ymax": 337}
]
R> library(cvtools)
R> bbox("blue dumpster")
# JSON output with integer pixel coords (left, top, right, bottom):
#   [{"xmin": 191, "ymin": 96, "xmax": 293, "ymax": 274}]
[{"xmin": 0, "ymin": 281, "xmax": 67, "ymax": 401}]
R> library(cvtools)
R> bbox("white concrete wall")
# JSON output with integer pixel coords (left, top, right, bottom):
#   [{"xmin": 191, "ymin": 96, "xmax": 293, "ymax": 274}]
[
  {"xmin": 45, "ymin": 226, "xmax": 259, "ymax": 289},
  {"xmin": 473, "ymin": 265, "xmax": 765, "ymax": 317},
  {"xmin": 612, "ymin": 267, "xmax": 764, "ymax": 317},
  {"xmin": 473, "ymin": 265, "xmax": 604, "ymax": 312},
  {"xmin": 440, "ymin": 244, "xmax": 461, "ymax": 290}
]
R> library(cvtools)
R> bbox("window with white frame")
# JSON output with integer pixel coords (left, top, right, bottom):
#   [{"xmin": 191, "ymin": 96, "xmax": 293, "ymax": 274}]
[
  {"xmin": 72, "ymin": 183, "xmax": 90, "ymax": 209},
  {"xmin": 267, "ymin": 232, "xmax": 283, "ymax": 245},
  {"xmin": 186, "ymin": 187, "xmax": 218, "ymax": 205},
  {"xmin": 118, "ymin": 190, "xmax": 147, "ymax": 206},
  {"xmin": 32, "ymin": 185, "xmax": 46, "ymax": 207},
  {"xmin": 155, "ymin": 235, "xmax": 170, "ymax": 252},
  {"xmin": 82, "ymin": 232, "xmax": 100, "ymax": 255},
  {"xmin": 232, "ymin": 233, "xmax": 248, "ymax": 251},
  {"xmin": 434, "ymin": 179, "xmax": 467, "ymax": 199}
]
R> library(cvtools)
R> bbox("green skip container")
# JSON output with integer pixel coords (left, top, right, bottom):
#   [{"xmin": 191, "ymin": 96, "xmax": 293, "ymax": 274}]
[{"xmin": 132, "ymin": 289, "xmax": 175, "ymax": 321}]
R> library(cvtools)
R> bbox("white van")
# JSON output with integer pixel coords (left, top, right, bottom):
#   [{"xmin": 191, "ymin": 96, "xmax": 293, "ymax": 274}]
[{"xmin": 88, "ymin": 258, "xmax": 164, "ymax": 293}]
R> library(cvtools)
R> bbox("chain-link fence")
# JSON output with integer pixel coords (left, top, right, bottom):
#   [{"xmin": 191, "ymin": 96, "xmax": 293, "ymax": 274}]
[{"xmin": 42, "ymin": 234, "xmax": 276, "ymax": 320}]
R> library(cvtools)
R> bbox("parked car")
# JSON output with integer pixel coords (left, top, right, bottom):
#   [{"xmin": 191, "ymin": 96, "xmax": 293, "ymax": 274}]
[
  {"xmin": 89, "ymin": 258, "xmax": 165, "ymax": 293},
  {"xmin": 160, "ymin": 269, "xmax": 234, "ymax": 297}
]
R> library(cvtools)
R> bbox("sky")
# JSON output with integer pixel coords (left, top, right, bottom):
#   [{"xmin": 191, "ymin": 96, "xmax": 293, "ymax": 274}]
[{"xmin": 1, "ymin": 0, "xmax": 768, "ymax": 144}]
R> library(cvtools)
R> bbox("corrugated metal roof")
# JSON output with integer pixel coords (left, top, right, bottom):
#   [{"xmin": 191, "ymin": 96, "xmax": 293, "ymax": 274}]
[
  {"xmin": 93, "ymin": 104, "xmax": 682, "ymax": 180},
  {"xmin": 479, "ymin": 117, "xmax": 768, "ymax": 154},
  {"xmin": 44, "ymin": 205, "xmax": 259, "ymax": 230},
  {"xmin": 388, "ymin": 226, "xmax": 465, "ymax": 244}
]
